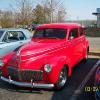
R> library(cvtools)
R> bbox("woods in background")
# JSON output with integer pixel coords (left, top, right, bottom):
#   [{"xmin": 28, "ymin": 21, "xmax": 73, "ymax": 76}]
[{"xmin": 0, "ymin": 0, "xmax": 66, "ymax": 28}]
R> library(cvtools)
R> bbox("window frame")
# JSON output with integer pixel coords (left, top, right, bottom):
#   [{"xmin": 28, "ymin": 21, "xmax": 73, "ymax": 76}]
[
  {"xmin": 2, "ymin": 31, "xmax": 26, "ymax": 42},
  {"xmin": 68, "ymin": 28, "xmax": 79, "ymax": 40},
  {"xmin": 33, "ymin": 28, "xmax": 67, "ymax": 39},
  {"xmin": 79, "ymin": 27, "xmax": 86, "ymax": 36}
]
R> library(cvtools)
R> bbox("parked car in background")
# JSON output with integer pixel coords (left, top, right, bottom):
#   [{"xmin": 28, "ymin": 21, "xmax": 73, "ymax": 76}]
[
  {"xmin": 0, "ymin": 28, "xmax": 32, "ymax": 58},
  {"xmin": 0, "ymin": 23, "xmax": 89, "ymax": 90}
]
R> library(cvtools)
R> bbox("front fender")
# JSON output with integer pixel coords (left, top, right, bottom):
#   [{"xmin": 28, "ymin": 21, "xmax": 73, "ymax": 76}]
[{"xmin": 46, "ymin": 56, "xmax": 71, "ymax": 84}]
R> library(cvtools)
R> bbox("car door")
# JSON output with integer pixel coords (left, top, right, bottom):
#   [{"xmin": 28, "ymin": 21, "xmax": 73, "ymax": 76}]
[
  {"xmin": 67, "ymin": 28, "xmax": 81, "ymax": 66},
  {"xmin": 17, "ymin": 31, "xmax": 30, "ymax": 44},
  {"xmin": 78, "ymin": 27, "xmax": 86, "ymax": 58},
  {"xmin": 0, "ymin": 31, "xmax": 29, "ymax": 57}
]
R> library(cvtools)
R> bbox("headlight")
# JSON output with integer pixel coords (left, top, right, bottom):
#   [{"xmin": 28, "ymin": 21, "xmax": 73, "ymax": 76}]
[
  {"xmin": 44, "ymin": 64, "xmax": 52, "ymax": 73},
  {"xmin": 0, "ymin": 60, "xmax": 4, "ymax": 67}
]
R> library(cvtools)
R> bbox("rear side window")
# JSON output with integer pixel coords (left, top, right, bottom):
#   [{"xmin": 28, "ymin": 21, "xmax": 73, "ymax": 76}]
[
  {"xmin": 18, "ymin": 31, "xmax": 26, "ymax": 40},
  {"xmin": 69, "ymin": 28, "xmax": 79, "ymax": 39},
  {"xmin": 80, "ymin": 28, "xmax": 85, "ymax": 36}
]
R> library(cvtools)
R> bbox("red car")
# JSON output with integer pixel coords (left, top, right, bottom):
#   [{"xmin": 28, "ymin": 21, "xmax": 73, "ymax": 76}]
[{"xmin": 0, "ymin": 23, "xmax": 89, "ymax": 90}]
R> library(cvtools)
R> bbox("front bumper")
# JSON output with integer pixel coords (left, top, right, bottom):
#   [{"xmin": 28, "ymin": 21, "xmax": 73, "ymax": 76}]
[{"xmin": 1, "ymin": 76, "xmax": 54, "ymax": 89}]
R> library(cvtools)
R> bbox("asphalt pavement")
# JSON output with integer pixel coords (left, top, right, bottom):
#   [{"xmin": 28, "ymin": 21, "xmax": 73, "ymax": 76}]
[
  {"xmin": 0, "ymin": 57, "xmax": 99, "ymax": 100},
  {"xmin": 87, "ymin": 37, "xmax": 100, "ymax": 51},
  {"xmin": 0, "ymin": 37, "xmax": 100, "ymax": 100}
]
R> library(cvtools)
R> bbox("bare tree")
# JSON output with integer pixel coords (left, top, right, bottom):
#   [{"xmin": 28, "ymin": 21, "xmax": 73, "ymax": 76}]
[
  {"xmin": 6, "ymin": 0, "xmax": 66, "ymax": 27},
  {"xmin": 11, "ymin": 0, "xmax": 33, "ymax": 27},
  {"xmin": 0, "ymin": 10, "xmax": 15, "ymax": 28},
  {"xmin": 0, "ymin": 10, "xmax": 2, "ymax": 27},
  {"xmin": 57, "ymin": 6, "xmax": 67, "ymax": 23},
  {"xmin": 42, "ymin": 0, "xmax": 66, "ymax": 23},
  {"xmin": 32, "ymin": 0, "xmax": 66, "ymax": 24}
]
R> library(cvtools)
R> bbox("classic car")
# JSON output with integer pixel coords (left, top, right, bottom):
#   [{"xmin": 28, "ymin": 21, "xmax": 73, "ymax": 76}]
[
  {"xmin": 0, "ymin": 23, "xmax": 89, "ymax": 90},
  {"xmin": 0, "ymin": 28, "xmax": 32, "ymax": 58}
]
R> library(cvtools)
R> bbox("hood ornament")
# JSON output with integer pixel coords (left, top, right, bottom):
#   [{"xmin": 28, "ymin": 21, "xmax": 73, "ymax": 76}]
[{"xmin": 16, "ymin": 51, "xmax": 21, "ymax": 62}]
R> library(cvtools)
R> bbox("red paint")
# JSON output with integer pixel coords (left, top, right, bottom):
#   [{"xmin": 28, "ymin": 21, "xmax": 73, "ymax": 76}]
[{"xmin": 1, "ymin": 23, "xmax": 89, "ymax": 85}]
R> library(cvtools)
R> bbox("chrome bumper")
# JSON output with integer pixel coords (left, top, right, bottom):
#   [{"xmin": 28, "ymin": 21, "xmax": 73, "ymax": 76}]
[{"xmin": 1, "ymin": 76, "xmax": 54, "ymax": 89}]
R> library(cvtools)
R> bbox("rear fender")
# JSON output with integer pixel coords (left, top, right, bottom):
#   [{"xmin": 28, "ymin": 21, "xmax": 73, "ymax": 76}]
[{"xmin": 83, "ymin": 39, "xmax": 89, "ymax": 57}]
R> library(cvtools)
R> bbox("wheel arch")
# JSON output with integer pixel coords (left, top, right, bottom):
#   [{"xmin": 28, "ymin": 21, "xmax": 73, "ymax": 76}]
[
  {"xmin": 87, "ymin": 46, "xmax": 89, "ymax": 52},
  {"xmin": 63, "ymin": 64, "xmax": 72, "ymax": 77}
]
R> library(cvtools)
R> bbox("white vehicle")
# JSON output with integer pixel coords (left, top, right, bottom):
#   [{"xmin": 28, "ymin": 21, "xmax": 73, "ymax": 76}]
[{"xmin": 0, "ymin": 28, "xmax": 32, "ymax": 57}]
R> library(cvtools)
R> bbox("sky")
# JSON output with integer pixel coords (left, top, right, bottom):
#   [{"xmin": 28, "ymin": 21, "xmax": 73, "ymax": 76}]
[{"xmin": 0, "ymin": 0, "xmax": 99, "ymax": 20}]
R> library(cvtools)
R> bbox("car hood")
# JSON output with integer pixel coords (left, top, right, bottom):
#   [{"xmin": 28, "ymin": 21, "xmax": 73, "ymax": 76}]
[
  {"xmin": 0, "ymin": 42, "xmax": 3, "ymax": 44},
  {"xmin": 18, "ymin": 39, "xmax": 66, "ymax": 57},
  {"xmin": 0, "ymin": 42, "xmax": 5, "ymax": 45},
  {"xmin": 0, "ymin": 42, "xmax": 10, "ymax": 48}
]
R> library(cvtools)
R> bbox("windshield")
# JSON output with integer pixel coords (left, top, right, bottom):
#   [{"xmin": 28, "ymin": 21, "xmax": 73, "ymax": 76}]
[
  {"xmin": 33, "ymin": 28, "xmax": 67, "ymax": 39},
  {"xmin": 0, "ymin": 30, "xmax": 4, "ymax": 38}
]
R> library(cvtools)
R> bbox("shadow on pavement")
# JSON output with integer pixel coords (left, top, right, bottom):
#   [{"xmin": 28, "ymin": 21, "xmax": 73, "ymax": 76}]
[
  {"xmin": 0, "ymin": 80, "xmax": 44, "ymax": 94},
  {"xmin": 0, "ymin": 58, "xmax": 99, "ymax": 100},
  {"xmin": 51, "ymin": 58, "xmax": 99, "ymax": 100}
]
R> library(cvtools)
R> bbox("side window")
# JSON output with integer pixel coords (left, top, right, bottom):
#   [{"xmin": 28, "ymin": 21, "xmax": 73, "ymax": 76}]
[
  {"xmin": 33, "ymin": 29, "xmax": 44, "ymax": 38},
  {"xmin": 3, "ymin": 31, "xmax": 19, "ymax": 42},
  {"xmin": 3, "ymin": 31, "xmax": 26, "ymax": 42},
  {"xmin": 18, "ymin": 31, "xmax": 26, "ymax": 40},
  {"xmin": 80, "ymin": 28, "xmax": 85, "ymax": 36},
  {"xmin": 69, "ymin": 28, "xmax": 79, "ymax": 40}
]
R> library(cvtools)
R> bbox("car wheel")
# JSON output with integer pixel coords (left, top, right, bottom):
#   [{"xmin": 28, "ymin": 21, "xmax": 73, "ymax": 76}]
[{"xmin": 55, "ymin": 67, "xmax": 67, "ymax": 90}]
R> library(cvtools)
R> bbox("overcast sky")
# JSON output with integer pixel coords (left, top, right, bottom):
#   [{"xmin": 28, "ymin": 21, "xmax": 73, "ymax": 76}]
[{"xmin": 0, "ymin": 0, "xmax": 99, "ymax": 20}]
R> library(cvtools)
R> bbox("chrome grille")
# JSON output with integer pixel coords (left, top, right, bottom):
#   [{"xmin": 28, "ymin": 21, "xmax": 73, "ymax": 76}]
[
  {"xmin": 7, "ymin": 67, "xmax": 43, "ymax": 82},
  {"xmin": 21, "ymin": 70, "xmax": 43, "ymax": 82},
  {"xmin": 7, "ymin": 67, "xmax": 19, "ymax": 80}
]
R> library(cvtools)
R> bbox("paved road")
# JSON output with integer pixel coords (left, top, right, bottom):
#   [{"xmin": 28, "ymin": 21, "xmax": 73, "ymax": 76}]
[
  {"xmin": 0, "ymin": 57, "xmax": 99, "ymax": 100},
  {"xmin": 87, "ymin": 37, "xmax": 100, "ymax": 50}
]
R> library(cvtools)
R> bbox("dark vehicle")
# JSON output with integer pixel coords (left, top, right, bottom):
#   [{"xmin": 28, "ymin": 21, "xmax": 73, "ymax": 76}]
[{"xmin": 94, "ymin": 66, "xmax": 100, "ymax": 100}]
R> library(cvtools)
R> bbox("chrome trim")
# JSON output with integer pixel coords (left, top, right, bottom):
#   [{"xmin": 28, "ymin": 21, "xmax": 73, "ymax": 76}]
[
  {"xmin": 21, "ymin": 46, "xmax": 67, "ymax": 62},
  {"xmin": 21, "ymin": 47, "xmax": 59, "ymax": 56},
  {"xmin": 1, "ymin": 76, "xmax": 54, "ymax": 88},
  {"xmin": 20, "ymin": 40, "xmax": 81, "ymax": 57},
  {"xmin": 16, "ymin": 40, "xmax": 82, "ymax": 62},
  {"xmin": 20, "ymin": 40, "xmax": 82, "ymax": 62}
]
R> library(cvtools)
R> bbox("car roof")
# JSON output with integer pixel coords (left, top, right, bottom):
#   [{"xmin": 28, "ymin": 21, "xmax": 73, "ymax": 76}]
[
  {"xmin": 36, "ymin": 23, "xmax": 82, "ymax": 29},
  {"xmin": 0, "ymin": 28, "xmax": 28, "ymax": 32},
  {"xmin": 0, "ymin": 28, "xmax": 33, "ymax": 39}
]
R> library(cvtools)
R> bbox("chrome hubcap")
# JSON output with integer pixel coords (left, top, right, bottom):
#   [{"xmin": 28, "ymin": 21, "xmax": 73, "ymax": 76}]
[{"xmin": 59, "ymin": 69, "xmax": 67, "ymax": 87}]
